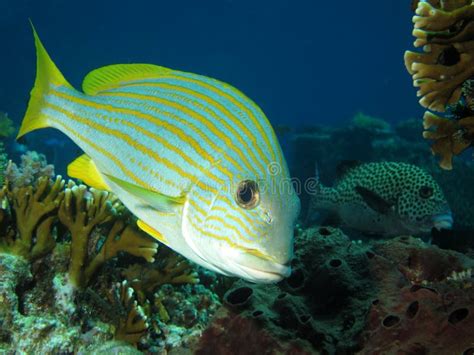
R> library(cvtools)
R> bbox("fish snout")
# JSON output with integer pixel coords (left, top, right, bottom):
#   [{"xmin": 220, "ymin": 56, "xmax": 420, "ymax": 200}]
[
  {"xmin": 231, "ymin": 250, "xmax": 291, "ymax": 283},
  {"xmin": 432, "ymin": 211, "xmax": 453, "ymax": 231}
]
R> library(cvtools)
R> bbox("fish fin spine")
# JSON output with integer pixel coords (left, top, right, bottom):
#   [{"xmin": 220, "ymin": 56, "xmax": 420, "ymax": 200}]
[
  {"xmin": 67, "ymin": 154, "xmax": 111, "ymax": 191},
  {"xmin": 18, "ymin": 22, "xmax": 73, "ymax": 139}
]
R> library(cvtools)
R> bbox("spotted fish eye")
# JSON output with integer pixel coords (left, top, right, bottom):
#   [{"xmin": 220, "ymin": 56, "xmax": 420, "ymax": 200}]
[
  {"xmin": 419, "ymin": 185, "xmax": 434, "ymax": 199},
  {"xmin": 236, "ymin": 180, "xmax": 260, "ymax": 209}
]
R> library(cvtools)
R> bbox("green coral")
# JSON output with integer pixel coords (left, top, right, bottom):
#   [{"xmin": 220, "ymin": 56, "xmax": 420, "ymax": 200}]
[
  {"xmin": 351, "ymin": 112, "xmax": 391, "ymax": 132},
  {"xmin": 0, "ymin": 142, "xmax": 7, "ymax": 187},
  {"xmin": 0, "ymin": 112, "xmax": 15, "ymax": 138}
]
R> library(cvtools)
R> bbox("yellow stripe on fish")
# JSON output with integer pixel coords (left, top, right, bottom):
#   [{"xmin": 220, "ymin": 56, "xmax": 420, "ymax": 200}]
[{"xmin": 18, "ymin": 24, "xmax": 300, "ymax": 284}]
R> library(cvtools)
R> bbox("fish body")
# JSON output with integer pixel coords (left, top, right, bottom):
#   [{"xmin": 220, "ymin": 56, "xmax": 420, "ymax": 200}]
[
  {"xmin": 19, "ymin": 26, "xmax": 300, "ymax": 283},
  {"xmin": 310, "ymin": 161, "xmax": 452, "ymax": 236}
]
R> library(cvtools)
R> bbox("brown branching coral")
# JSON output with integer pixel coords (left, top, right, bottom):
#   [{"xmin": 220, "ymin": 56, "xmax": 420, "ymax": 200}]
[
  {"xmin": 423, "ymin": 111, "xmax": 474, "ymax": 169},
  {"xmin": 107, "ymin": 280, "xmax": 149, "ymax": 346},
  {"xmin": 405, "ymin": 0, "xmax": 474, "ymax": 168},
  {"xmin": 123, "ymin": 248, "xmax": 199, "ymax": 304},
  {"xmin": 58, "ymin": 182, "xmax": 158, "ymax": 288},
  {"xmin": 0, "ymin": 176, "xmax": 64, "ymax": 260}
]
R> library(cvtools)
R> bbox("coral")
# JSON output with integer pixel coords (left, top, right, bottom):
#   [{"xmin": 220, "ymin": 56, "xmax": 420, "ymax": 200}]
[
  {"xmin": 0, "ymin": 176, "xmax": 65, "ymax": 260},
  {"xmin": 406, "ymin": 1, "xmax": 474, "ymax": 111},
  {"xmin": 360, "ymin": 236, "xmax": 474, "ymax": 354},
  {"xmin": 351, "ymin": 112, "xmax": 391, "ymax": 133},
  {"xmin": 122, "ymin": 247, "xmax": 199, "ymax": 304},
  {"xmin": 5, "ymin": 151, "xmax": 54, "ymax": 188},
  {"xmin": 191, "ymin": 226, "xmax": 474, "ymax": 353},
  {"xmin": 0, "ymin": 142, "xmax": 7, "ymax": 187},
  {"xmin": 192, "ymin": 306, "xmax": 314, "ymax": 355},
  {"xmin": 57, "ymin": 182, "xmax": 158, "ymax": 288},
  {"xmin": 405, "ymin": 0, "xmax": 474, "ymax": 168},
  {"xmin": 422, "ymin": 111, "xmax": 474, "ymax": 169},
  {"xmin": 107, "ymin": 280, "xmax": 149, "ymax": 346},
  {"xmin": 0, "ymin": 112, "xmax": 15, "ymax": 138},
  {"xmin": 0, "ymin": 152, "xmax": 219, "ymax": 353},
  {"xmin": 0, "ymin": 252, "xmax": 115, "ymax": 353}
]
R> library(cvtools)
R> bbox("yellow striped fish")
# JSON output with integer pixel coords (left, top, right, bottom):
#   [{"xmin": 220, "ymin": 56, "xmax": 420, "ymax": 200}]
[{"xmin": 18, "ymin": 26, "xmax": 300, "ymax": 283}]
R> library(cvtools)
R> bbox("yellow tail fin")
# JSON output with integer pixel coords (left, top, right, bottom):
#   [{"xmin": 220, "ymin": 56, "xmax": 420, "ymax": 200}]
[{"xmin": 17, "ymin": 22, "xmax": 73, "ymax": 139}]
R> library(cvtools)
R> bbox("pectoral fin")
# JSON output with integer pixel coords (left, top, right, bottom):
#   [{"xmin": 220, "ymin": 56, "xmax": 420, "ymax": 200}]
[
  {"xmin": 104, "ymin": 174, "xmax": 185, "ymax": 213},
  {"xmin": 67, "ymin": 154, "xmax": 111, "ymax": 191},
  {"xmin": 355, "ymin": 186, "xmax": 393, "ymax": 214}
]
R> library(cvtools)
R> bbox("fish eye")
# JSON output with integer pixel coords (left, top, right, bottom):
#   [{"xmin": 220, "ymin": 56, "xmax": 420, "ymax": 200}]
[
  {"xmin": 236, "ymin": 180, "xmax": 260, "ymax": 209},
  {"xmin": 419, "ymin": 186, "xmax": 433, "ymax": 199}
]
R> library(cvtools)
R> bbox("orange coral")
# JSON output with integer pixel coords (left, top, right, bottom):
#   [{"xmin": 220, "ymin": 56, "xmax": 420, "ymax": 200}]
[{"xmin": 423, "ymin": 112, "xmax": 474, "ymax": 169}]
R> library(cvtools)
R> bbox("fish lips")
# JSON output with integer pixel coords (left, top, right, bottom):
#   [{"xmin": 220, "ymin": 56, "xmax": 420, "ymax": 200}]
[
  {"xmin": 432, "ymin": 212, "xmax": 454, "ymax": 231},
  {"xmin": 231, "ymin": 252, "xmax": 291, "ymax": 283}
]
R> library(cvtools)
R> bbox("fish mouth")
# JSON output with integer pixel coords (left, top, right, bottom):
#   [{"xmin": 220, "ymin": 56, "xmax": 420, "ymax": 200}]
[
  {"xmin": 432, "ymin": 212, "xmax": 453, "ymax": 231},
  {"xmin": 231, "ymin": 251, "xmax": 291, "ymax": 283}
]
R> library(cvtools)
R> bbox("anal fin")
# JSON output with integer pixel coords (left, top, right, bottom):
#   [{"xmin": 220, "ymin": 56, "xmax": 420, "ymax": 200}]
[
  {"xmin": 137, "ymin": 219, "xmax": 168, "ymax": 244},
  {"xmin": 67, "ymin": 154, "xmax": 110, "ymax": 191}
]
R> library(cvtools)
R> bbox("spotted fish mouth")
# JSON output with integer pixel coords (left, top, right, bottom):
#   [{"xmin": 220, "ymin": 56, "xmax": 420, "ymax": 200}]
[
  {"xmin": 432, "ymin": 212, "xmax": 453, "ymax": 231},
  {"xmin": 231, "ymin": 251, "xmax": 291, "ymax": 283}
]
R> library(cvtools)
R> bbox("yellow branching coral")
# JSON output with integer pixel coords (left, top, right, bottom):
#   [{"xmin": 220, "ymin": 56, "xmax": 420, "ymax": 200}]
[
  {"xmin": 0, "ymin": 176, "xmax": 64, "ymax": 260},
  {"xmin": 405, "ymin": 0, "xmax": 474, "ymax": 168},
  {"xmin": 107, "ymin": 280, "xmax": 149, "ymax": 346},
  {"xmin": 58, "ymin": 182, "xmax": 158, "ymax": 288},
  {"xmin": 423, "ymin": 111, "xmax": 474, "ymax": 169},
  {"xmin": 405, "ymin": 0, "xmax": 474, "ymax": 111},
  {"xmin": 123, "ymin": 248, "xmax": 198, "ymax": 304}
]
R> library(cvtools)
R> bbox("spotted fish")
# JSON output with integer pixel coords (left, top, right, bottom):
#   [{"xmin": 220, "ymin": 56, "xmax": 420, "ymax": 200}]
[
  {"xmin": 309, "ymin": 161, "xmax": 452, "ymax": 236},
  {"xmin": 18, "ymin": 26, "xmax": 300, "ymax": 283}
]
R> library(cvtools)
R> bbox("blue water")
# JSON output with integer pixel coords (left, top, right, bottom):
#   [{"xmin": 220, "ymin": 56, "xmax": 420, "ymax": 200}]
[{"xmin": 1, "ymin": 0, "xmax": 420, "ymax": 128}]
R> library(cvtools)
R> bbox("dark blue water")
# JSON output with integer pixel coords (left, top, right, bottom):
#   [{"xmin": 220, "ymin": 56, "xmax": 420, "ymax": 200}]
[
  {"xmin": 1, "ymin": 0, "xmax": 421, "ymax": 126},
  {"xmin": 0, "ymin": 0, "xmax": 422, "ymax": 172}
]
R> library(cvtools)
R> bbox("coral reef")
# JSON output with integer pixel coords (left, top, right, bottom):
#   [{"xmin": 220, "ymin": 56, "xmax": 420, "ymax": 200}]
[
  {"xmin": 107, "ymin": 280, "xmax": 149, "ymax": 345},
  {"xmin": 0, "ymin": 112, "xmax": 15, "ymax": 138},
  {"xmin": 0, "ymin": 152, "xmax": 218, "ymax": 353},
  {"xmin": 192, "ymin": 227, "xmax": 474, "ymax": 353},
  {"xmin": 57, "ymin": 182, "xmax": 158, "ymax": 288},
  {"xmin": 1, "ymin": 176, "xmax": 64, "ymax": 260},
  {"xmin": 5, "ymin": 151, "xmax": 55, "ymax": 188},
  {"xmin": 0, "ymin": 142, "xmax": 7, "ymax": 187},
  {"xmin": 405, "ymin": 0, "xmax": 474, "ymax": 169}
]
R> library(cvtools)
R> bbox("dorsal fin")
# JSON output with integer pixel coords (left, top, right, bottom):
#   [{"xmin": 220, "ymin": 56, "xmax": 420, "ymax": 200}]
[
  {"xmin": 82, "ymin": 64, "xmax": 173, "ymax": 95},
  {"xmin": 67, "ymin": 154, "xmax": 111, "ymax": 191},
  {"xmin": 336, "ymin": 160, "xmax": 363, "ymax": 179}
]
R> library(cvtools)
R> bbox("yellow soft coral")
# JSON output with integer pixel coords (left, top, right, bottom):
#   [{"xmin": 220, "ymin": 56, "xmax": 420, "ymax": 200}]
[
  {"xmin": 58, "ymin": 182, "xmax": 158, "ymax": 288},
  {"xmin": 0, "ymin": 176, "xmax": 64, "ymax": 260}
]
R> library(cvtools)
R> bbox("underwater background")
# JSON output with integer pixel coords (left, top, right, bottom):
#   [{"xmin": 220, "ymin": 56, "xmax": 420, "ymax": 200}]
[
  {"xmin": 1, "ymin": 0, "xmax": 419, "ymax": 173},
  {"xmin": 1, "ymin": 0, "xmax": 474, "ymax": 353}
]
